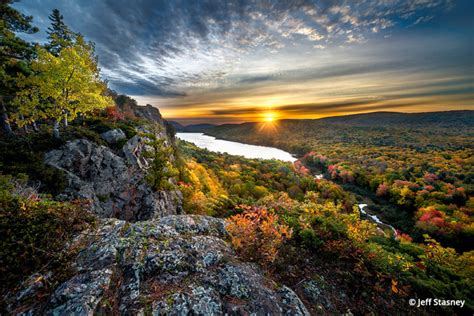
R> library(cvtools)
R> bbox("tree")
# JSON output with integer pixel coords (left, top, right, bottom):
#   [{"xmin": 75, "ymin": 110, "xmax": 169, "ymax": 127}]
[
  {"xmin": 45, "ymin": 9, "xmax": 74, "ymax": 56},
  {"xmin": 0, "ymin": 0, "xmax": 38, "ymax": 135},
  {"xmin": 144, "ymin": 128, "xmax": 179, "ymax": 191},
  {"xmin": 14, "ymin": 35, "xmax": 112, "ymax": 137}
]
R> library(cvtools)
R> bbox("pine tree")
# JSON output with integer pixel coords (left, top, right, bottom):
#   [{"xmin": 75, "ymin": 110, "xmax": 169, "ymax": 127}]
[
  {"xmin": 45, "ymin": 9, "xmax": 74, "ymax": 56},
  {"xmin": 0, "ymin": 0, "xmax": 38, "ymax": 135}
]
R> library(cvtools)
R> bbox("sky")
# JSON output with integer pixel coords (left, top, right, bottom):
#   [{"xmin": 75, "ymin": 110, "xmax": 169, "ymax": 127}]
[{"xmin": 15, "ymin": 0, "xmax": 474, "ymax": 124}]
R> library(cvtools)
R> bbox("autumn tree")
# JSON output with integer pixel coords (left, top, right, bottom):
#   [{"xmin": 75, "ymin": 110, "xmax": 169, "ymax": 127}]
[
  {"xmin": 14, "ymin": 35, "xmax": 112, "ymax": 137},
  {"xmin": 0, "ymin": 0, "xmax": 38, "ymax": 135}
]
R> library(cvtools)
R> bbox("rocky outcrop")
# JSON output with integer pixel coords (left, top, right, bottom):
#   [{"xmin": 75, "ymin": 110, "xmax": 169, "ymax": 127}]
[
  {"xmin": 100, "ymin": 128, "xmax": 126, "ymax": 144},
  {"xmin": 45, "ymin": 136, "xmax": 182, "ymax": 221},
  {"xmin": 7, "ymin": 215, "xmax": 310, "ymax": 315},
  {"xmin": 133, "ymin": 104, "xmax": 164, "ymax": 125}
]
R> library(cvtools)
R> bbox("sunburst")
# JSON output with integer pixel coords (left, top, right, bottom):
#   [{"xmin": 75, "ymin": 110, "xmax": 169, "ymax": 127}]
[
  {"xmin": 258, "ymin": 111, "xmax": 279, "ymax": 133},
  {"xmin": 264, "ymin": 112, "xmax": 275, "ymax": 122}
]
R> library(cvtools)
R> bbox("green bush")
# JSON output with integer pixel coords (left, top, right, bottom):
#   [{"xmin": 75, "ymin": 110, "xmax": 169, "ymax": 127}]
[
  {"xmin": 63, "ymin": 125, "xmax": 104, "ymax": 145},
  {"xmin": 77, "ymin": 116, "xmax": 138, "ymax": 140},
  {"xmin": 299, "ymin": 228, "xmax": 324, "ymax": 249},
  {"xmin": 0, "ymin": 178, "xmax": 95, "ymax": 294},
  {"xmin": 0, "ymin": 135, "xmax": 67, "ymax": 195}
]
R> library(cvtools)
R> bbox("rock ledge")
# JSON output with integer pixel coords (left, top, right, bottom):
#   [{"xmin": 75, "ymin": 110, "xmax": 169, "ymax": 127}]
[{"xmin": 8, "ymin": 215, "xmax": 309, "ymax": 315}]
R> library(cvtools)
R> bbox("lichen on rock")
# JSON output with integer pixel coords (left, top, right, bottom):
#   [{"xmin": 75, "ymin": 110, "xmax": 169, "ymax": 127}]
[{"xmin": 7, "ymin": 215, "xmax": 310, "ymax": 315}]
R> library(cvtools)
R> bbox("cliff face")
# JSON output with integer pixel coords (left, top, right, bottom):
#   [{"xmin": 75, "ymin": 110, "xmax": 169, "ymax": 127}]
[
  {"xmin": 45, "ymin": 137, "xmax": 182, "ymax": 221},
  {"xmin": 43, "ymin": 106, "xmax": 182, "ymax": 221},
  {"xmin": 6, "ymin": 216, "xmax": 309, "ymax": 315},
  {"xmin": 132, "ymin": 104, "xmax": 164, "ymax": 125}
]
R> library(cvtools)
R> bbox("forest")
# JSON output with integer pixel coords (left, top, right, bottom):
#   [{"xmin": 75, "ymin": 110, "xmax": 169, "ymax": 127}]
[{"xmin": 207, "ymin": 113, "xmax": 474, "ymax": 251}]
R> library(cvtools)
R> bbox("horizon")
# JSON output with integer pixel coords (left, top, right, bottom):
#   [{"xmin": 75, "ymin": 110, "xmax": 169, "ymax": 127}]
[
  {"xmin": 16, "ymin": 0, "xmax": 474, "ymax": 124},
  {"xmin": 169, "ymin": 109, "xmax": 474, "ymax": 126}
]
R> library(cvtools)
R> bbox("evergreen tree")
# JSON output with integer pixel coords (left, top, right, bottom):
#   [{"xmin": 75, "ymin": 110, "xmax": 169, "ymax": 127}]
[
  {"xmin": 143, "ymin": 126, "xmax": 179, "ymax": 191},
  {"xmin": 0, "ymin": 0, "xmax": 38, "ymax": 135},
  {"xmin": 45, "ymin": 9, "xmax": 74, "ymax": 56}
]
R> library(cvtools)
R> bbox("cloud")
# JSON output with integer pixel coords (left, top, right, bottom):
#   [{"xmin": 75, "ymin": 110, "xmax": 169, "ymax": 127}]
[
  {"xmin": 209, "ymin": 99, "xmax": 428, "ymax": 117},
  {"xmin": 15, "ymin": 0, "xmax": 473, "ymax": 123},
  {"xmin": 15, "ymin": 0, "xmax": 454, "ymax": 97}
]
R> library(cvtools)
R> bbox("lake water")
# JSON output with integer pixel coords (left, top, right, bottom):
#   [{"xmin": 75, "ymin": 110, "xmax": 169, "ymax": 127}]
[{"xmin": 176, "ymin": 132, "xmax": 297, "ymax": 162}]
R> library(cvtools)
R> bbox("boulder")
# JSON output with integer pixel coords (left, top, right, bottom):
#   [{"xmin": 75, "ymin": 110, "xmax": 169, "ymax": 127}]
[
  {"xmin": 45, "ymin": 138, "xmax": 182, "ymax": 221},
  {"xmin": 7, "ymin": 215, "xmax": 310, "ymax": 315},
  {"xmin": 301, "ymin": 279, "xmax": 336, "ymax": 313},
  {"xmin": 100, "ymin": 128, "xmax": 126, "ymax": 144}
]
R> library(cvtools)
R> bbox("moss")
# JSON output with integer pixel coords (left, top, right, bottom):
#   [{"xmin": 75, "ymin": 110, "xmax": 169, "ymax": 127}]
[
  {"xmin": 166, "ymin": 295, "xmax": 175, "ymax": 306},
  {"xmin": 97, "ymin": 194, "xmax": 110, "ymax": 203}
]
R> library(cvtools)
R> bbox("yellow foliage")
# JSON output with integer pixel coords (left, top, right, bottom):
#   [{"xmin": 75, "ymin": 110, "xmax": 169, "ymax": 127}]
[
  {"xmin": 13, "ymin": 36, "xmax": 112, "ymax": 127},
  {"xmin": 181, "ymin": 160, "xmax": 227, "ymax": 214},
  {"xmin": 348, "ymin": 220, "xmax": 378, "ymax": 244}
]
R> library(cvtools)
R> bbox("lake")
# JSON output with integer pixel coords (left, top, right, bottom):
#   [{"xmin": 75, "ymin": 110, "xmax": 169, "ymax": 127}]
[{"xmin": 176, "ymin": 132, "xmax": 297, "ymax": 162}]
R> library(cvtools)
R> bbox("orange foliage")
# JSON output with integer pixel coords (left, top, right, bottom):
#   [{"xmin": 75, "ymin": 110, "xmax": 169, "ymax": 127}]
[{"xmin": 226, "ymin": 207, "xmax": 292, "ymax": 265}]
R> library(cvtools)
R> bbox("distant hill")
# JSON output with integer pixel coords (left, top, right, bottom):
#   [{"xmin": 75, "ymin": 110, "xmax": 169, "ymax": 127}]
[
  {"xmin": 209, "ymin": 110, "xmax": 474, "ymax": 132},
  {"xmin": 316, "ymin": 110, "xmax": 474, "ymax": 127},
  {"xmin": 183, "ymin": 123, "xmax": 218, "ymax": 132},
  {"xmin": 166, "ymin": 121, "xmax": 186, "ymax": 132},
  {"xmin": 166, "ymin": 121, "xmax": 217, "ymax": 132}
]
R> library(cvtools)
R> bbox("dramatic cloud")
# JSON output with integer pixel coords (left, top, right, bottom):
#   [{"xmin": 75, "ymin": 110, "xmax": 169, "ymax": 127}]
[{"xmin": 15, "ymin": 0, "xmax": 474, "ymax": 123}]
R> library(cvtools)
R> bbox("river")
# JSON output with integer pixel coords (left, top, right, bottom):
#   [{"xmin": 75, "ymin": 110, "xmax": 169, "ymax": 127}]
[
  {"xmin": 358, "ymin": 203, "xmax": 397, "ymax": 236},
  {"xmin": 177, "ymin": 133, "xmax": 397, "ymax": 234},
  {"xmin": 176, "ymin": 132, "xmax": 297, "ymax": 162}
]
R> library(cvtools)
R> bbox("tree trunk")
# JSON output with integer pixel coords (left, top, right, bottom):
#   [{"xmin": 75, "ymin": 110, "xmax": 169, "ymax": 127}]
[
  {"xmin": 0, "ymin": 100, "xmax": 13, "ymax": 136},
  {"xmin": 32, "ymin": 121, "xmax": 39, "ymax": 132},
  {"xmin": 62, "ymin": 110, "xmax": 68, "ymax": 128},
  {"xmin": 53, "ymin": 119, "xmax": 60, "ymax": 138},
  {"xmin": 20, "ymin": 114, "xmax": 29, "ymax": 134}
]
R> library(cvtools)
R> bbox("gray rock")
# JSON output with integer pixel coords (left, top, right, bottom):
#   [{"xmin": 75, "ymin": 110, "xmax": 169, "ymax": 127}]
[
  {"xmin": 8, "ymin": 215, "xmax": 310, "ymax": 315},
  {"xmin": 47, "ymin": 268, "xmax": 114, "ymax": 316},
  {"xmin": 133, "ymin": 104, "xmax": 164, "ymax": 125},
  {"xmin": 100, "ymin": 128, "xmax": 126, "ymax": 144},
  {"xmin": 151, "ymin": 286, "xmax": 223, "ymax": 315},
  {"xmin": 45, "ymin": 138, "xmax": 182, "ymax": 221},
  {"xmin": 122, "ymin": 134, "xmax": 152, "ymax": 169},
  {"xmin": 278, "ymin": 285, "xmax": 311, "ymax": 316},
  {"xmin": 301, "ymin": 279, "xmax": 336, "ymax": 312}
]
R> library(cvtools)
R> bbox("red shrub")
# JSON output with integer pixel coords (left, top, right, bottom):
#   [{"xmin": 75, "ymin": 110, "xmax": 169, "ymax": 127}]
[{"xmin": 105, "ymin": 106, "xmax": 125, "ymax": 121}]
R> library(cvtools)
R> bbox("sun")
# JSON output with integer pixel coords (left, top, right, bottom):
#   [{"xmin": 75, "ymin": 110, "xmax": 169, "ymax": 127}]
[
  {"xmin": 258, "ymin": 111, "xmax": 279, "ymax": 133},
  {"xmin": 264, "ymin": 112, "xmax": 276, "ymax": 122}
]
